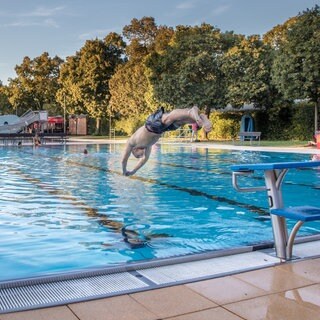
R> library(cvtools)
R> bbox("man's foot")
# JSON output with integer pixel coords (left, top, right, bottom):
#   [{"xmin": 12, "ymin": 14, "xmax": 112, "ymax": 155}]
[
  {"xmin": 188, "ymin": 106, "xmax": 203, "ymax": 127},
  {"xmin": 199, "ymin": 114, "xmax": 212, "ymax": 133}
]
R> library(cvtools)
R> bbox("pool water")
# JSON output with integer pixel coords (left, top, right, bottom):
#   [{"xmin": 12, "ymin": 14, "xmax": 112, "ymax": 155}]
[{"xmin": 1, "ymin": 144, "xmax": 319, "ymax": 281}]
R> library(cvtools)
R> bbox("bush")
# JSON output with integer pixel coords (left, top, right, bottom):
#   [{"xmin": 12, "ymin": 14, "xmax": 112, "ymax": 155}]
[
  {"xmin": 289, "ymin": 102, "xmax": 314, "ymax": 140},
  {"xmin": 255, "ymin": 102, "xmax": 314, "ymax": 140},
  {"xmin": 114, "ymin": 114, "xmax": 146, "ymax": 136},
  {"xmin": 207, "ymin": 111, "xmax": 241, "ymax": 140},
  {"xmin": 110, "ymin": 101, "xmax": 315, "ymax": 140}
]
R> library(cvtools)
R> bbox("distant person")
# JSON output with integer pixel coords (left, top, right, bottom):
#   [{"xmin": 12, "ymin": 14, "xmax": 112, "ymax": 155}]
[
  {"xmin": 191, "ymin": 122, "xmax": 200, "ymax": 142},
  {"xmin": 311, "ymin": 154, "xmax": 320, "ymax": 161},
  {"xmin": 306, "ymin": 132, "xmax": 319, "ymax": 147},
  {"xmin": 33, "ymin": 133, "xmax": 41, "ymax": 146},
  {"xmin": 83, "ymin": 149, "xmax": 88, "ymax": 155},
  {"xmin": 122, "ymin": 106, "xmax": 212, "ymax": 176},
  {"xmin": 306, "ymin": 137, "xmax": 317, "ymax": 147}
]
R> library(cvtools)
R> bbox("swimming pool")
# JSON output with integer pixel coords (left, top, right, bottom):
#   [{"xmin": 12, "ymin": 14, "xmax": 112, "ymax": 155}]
[{"xmin": 1, "ymin": 144, "xmax": 319, "ymax": 281}]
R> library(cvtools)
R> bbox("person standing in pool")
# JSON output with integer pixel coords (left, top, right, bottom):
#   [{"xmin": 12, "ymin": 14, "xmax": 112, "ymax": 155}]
[{"xmin": 121, "ymin": 106, "xmax": 212, "ymax": 176}]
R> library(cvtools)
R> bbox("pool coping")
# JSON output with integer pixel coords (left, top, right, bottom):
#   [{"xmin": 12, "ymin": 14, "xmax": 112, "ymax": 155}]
[
  {"xmin": 2, "ymin": 137, "xmax": 320, "ymax": 155},
  {"xmin": 1, "ymin": 235, "xmax": 320, "ymax": 314}
]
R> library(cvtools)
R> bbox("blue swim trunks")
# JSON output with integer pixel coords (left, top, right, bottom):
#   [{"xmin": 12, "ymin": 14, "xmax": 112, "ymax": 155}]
[{"xmin": 145, "ymin": 107, "xmax": 179, "ymax": 134}]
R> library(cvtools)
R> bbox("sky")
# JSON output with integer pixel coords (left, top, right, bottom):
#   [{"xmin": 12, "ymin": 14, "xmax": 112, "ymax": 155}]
[{"xmin": 0, "ymin": 0, "xmax": 318, "ymax": 85}]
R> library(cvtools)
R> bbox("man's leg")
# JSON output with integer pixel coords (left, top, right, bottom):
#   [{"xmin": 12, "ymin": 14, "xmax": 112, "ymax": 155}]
[
  {"xmin": 189, "ymin": 106, "xmax": 212, "ymax": 132},
  {"xmin": 162, "ymin": 106, "xmax": 212, "ymax": 133},
  {"xmin": 161, "ymin": 106, "xmax": 201, "ymax": 126},
  {"xmin": 199, "ymin": 114, "xmax": 212, "ymax": 132}
]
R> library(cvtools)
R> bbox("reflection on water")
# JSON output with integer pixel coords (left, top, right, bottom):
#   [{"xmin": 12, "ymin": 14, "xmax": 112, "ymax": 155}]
[{"xmin": 0, "ymin": 145, "xmax": 319, "ymax": 281}]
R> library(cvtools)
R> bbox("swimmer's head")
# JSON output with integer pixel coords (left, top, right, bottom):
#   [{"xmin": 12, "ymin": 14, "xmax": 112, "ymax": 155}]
[{"xmin": 132, "ymin": 147, "xmax": 145, "ymax": 158}]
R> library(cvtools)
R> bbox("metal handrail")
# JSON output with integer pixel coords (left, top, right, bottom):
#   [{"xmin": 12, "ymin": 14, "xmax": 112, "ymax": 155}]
[{"xmin": 232, "ymin": 171, "xmax": 267, "ymax": 193}]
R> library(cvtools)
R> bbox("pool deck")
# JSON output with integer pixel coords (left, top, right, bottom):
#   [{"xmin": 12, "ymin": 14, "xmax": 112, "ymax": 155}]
[
  {"xmin": 68, "ymin": 136, "xmax": 320, "ymax": 156},
  {"xmin": 1, "ymin": 138, "xmax": 320, "ymax": 319},
  {"xmin": 1, "ymin": 252, "xmax": 319, "ymax": 319},
  {"xmin": 2, "ymin": 135, "xmax": 320, "ymax": 155}
]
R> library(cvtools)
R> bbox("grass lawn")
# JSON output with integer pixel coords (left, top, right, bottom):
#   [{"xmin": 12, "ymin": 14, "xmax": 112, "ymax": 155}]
[{"xmin": 213, "ymin": 140, "xmax": 309, "ymax": 147}]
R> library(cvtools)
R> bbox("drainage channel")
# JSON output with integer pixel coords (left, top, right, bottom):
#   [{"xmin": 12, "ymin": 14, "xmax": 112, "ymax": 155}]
[{"xmin": 0, "ymin": 245, "xmax": 281, "ymax": 314}]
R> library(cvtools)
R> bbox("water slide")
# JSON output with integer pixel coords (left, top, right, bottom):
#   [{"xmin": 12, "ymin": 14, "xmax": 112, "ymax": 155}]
[{"xmin": 0, "ymin": 110, "xmax": 48, "ymax": 134}]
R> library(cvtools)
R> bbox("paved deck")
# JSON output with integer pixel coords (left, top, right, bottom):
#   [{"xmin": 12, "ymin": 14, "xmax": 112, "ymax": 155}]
[{"xmin": 1, "ymin": 255, "xmax": 319, "ymax": 320}]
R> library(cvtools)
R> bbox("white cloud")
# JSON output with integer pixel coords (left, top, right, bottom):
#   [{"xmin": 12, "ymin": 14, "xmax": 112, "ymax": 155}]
[
  {"xmin": 4, "ymin": 18, "xmax": 59, "ymax": 28},
  {"xmin": 176, "ymin": 1, "xmax": 195, "ymax": 9},
  {"xmin": 19, "ymin": 6, "xmax": 65, "ymax": 17},
  {"xmin": 0, "ymin": 6, "xmax": 65, "ymax": 28},
  {"xmin": 212, "ymin": 5, "xmax": 230, "ymax": 16}
]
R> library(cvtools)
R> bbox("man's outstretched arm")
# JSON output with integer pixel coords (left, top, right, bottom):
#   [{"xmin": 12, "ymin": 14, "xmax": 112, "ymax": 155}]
[
  {"xmin": 125, "ymin": 146, "xmax": 152, "ymax": 176},
  {"xmin": 121, "ymin": 142, "xmax": 133, "ymax": 175}
]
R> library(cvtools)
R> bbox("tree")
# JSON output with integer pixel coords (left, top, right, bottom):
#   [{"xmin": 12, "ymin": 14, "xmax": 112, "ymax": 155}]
[
  {"xmin": 0, "ymin": 82, "xmax": 14, "ymax": 114},
  {"xmin": 59, "ymin": 33, "xmax": 125, "ymax": 134},
  {"xmin": 222, "ymin": 35, "xmax": 282, "ymax": 109},
  {"xmin": 145, "ymin": 24, "xmax": 229, "ymax": 116},
  {"xmin": 4, "ymin": 53, "xmax": 63, "ymax": 115},
  {"xmin": 263, "ymin": 17, "xmax": 297, "ymax": 48},
  {"xmin": 2, "ymin": 78, "xmax": 31, "ymax": 115},
  {"xmin": 12, "ymin": 52, "xmax": 63, "ymax": 111},
  {"xmin": 272, "ymin": 6, "xmax": 320, "ymax": 132},
  {"xmin": 109, "ymin": 17, "xmax": 173, "ymax": 120},
  {"xmin": 56, "ymin": 53, "xmax": 84, "ymax": 116},
  {"xmin": 109, "ymin": 61, "xmax": 152, "ymax": 119},
  {"xmin": 122, "ymin": 16, "xmax": 158, "ymax": 59}
]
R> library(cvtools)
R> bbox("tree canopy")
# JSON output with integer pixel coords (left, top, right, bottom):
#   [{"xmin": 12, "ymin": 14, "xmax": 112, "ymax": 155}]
[
  {"xmin": 109, "ymin": 17, "xmax": 173, "ymax": 120},
  {"xmin": 146, "ymin": 24, "xmax": 230, "ymax": 113},
  {"xmin": 57, "ymin": 33, "xmax": 125, "ymax": 133},
  {"xmin": 272, "ymin": 5, "xmax": 320, "ymax": 131},
  {"xmin": 222, "ymin": 35, "xmax": 281, "ymax": 109},
  {"xmin": 0, "ymin": 6, "xmax": 319, "ymax": 136},
  {"xmin": 6, "ymin": 52, "xmax": 63, "ymax": 114}
]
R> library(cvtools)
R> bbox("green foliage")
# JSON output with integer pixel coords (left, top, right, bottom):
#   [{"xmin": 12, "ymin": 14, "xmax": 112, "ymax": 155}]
[
  {"xmin": 109, "ymin": 61, "xmax": 152, "ymax": 118},
  {"xmin": 272, "ymin": 6, "xmax": 320, "ymax": 103},
  {"xmin": 114, "ymin": 114, "xmax": 146, "ymax": 135},
  {"xmin": 0, "ymin": 8, "xmax": 318, "ymax": 141},
  {"xmin": 290, "ymin": 103, "xmax": 314, "ymax": 140},
  {"xmin": 255, "ymin": 102, "xmax": 314, "ymax": 140},
  {"xmin": 0, "ymin": 84, "xmax": 13, "ymax": 114},
  {"xmin": 145, "ymin": 24, "xmax": 230, "ymax": 109},
  {"xmin": 255, "ymin": 107, "xmax": 291, "ymax": 140},
  {"xmin": 263, "ymin": 17, "xmax": 298, "ymax": 48},
  {"xmin": 5, "ymin": 53, "xmax": 63, "ymax": 114},
  {"xmin": 207, "ymin": 111, "xmax": 241, "ymax": 140},
  {"xmin": 271, "ymin": 6, "xmax": 320, "ymax": 131},
  {"xmin": 123, "ymin": 17, "xmax": 158, "ymax": 57},
  {"xmin": 222, "ymin": 35, "xmax": 282, "ymax": 109},
  {"xmin": 57, "ymin": 34, "xmax": 125, "ymax": 134},
  {"xmin": 109, "ymin": 17, "xmax": 172, "ymax": 119},
  {"xmin": 56, "ymin": 54, "xmax": 84, "ymax": 115}
]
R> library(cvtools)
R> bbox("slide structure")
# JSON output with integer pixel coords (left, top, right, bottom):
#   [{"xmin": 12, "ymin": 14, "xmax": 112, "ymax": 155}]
[{"xmin": 0, "ymin": 110, "xmax": 48, "ymax": 134}]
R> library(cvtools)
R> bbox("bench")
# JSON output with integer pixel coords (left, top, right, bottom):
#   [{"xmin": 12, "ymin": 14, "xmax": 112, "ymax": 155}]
[
  {"xmin": 238, "ymin": 131, "xmax": 261, "ymax": 145},
  {"xmin": 231, "ymin": 161, "xmax": 320, "ymax": 260}
]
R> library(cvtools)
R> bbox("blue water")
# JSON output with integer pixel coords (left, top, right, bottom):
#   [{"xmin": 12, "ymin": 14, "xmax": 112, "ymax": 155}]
[{"xmin": 0, "ymin": 144, "xmax": 319, "ymax": 281}]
